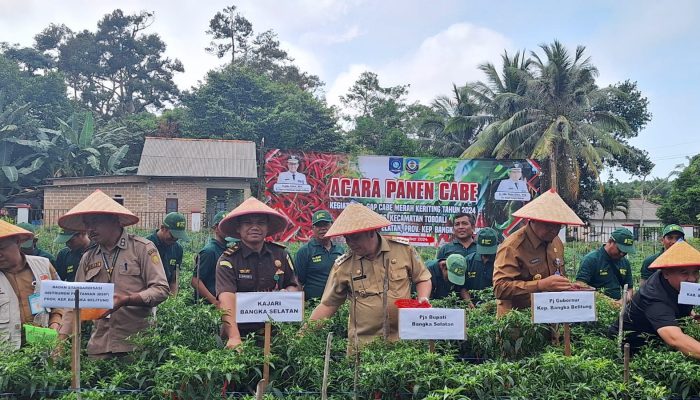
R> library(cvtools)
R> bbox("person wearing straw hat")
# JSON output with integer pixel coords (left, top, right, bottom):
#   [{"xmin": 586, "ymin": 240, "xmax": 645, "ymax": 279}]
[
  {"xmin": 460, "ymin": 227, "xmax": 499, "ymax": 307},
  {"xmin": 57, "ymin": 190, "xmax": 169, "ymax": 358},
  {"xmin": 54, "ymin": 229, "xmax": 90, "ymax": 282},
  {"xmin": 308, "ymin": 203, "xmax": 432, "ymax": 350},
  {"xmin": 16, "ymin": 222, "xmax": 56, "ymax": 266},
  {"xmin": 575, "ymin": 228, "xmax": 635, "ymax": 301},
  {"xmin": 0, "ymin": 220, "xmax": 64, "ymax": 349},
  {"xmin": 620, "ymin": 241, "xmax": 700, "ymax": 358},
  {"xmin": 493, "ymin": 189, "xmax": 584, "ymax": 316},
  {"xmin": 146, "ymin": 212, "xmax": 189, "ymax": 296},
  {"xmin": 294, "ymin": 210, "xmax": 345, "ymax": 300},
  {"xmin": 191, "ymin": 211, "xmax": 232, "ymax": 305},
  {"xmin": 640, "ymin": 224, "xmax": 685, "ymax": 286},
  {"xmin": 216, "ymin": 197, "xmax": 300, "ymax": 349}
]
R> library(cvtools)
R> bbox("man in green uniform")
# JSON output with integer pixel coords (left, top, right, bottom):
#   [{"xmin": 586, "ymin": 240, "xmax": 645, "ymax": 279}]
[
  {"xmin": 308, "ymin": 203, "xmax": 432, "ymax": 351},
  {"xmin": 460, "ymin": 227, "xmax": 499, "ymax": 307},
  {"xmin": 426, "ymin": 254, "xmax": 468, "ymax": 300},
  {"xmin": 294, "ymin": 210, "xmax": 345, "ymax": 300},
  {"xmin": 16, "ymin": 223, "xmax": 56, "ymax": 265},
  {"xmin": 640, "ymin": 224, "xmax": 684, "ymax": 286},
  {"xmin": 216, "ymin": 197, "xmax": 299, "ymax": 349},
  {"xmin": 575, "ymin": 228, "xmax": 635, "ymax": 301},
  {"xmin": 54, "ymin": 229, "xmax": 90, "ymax": 281},
  {"xmin": 191, "ymin": 211, "xmax": 229, "ymax": 305},
  {"xmin": 436, "ymin": 213, "xmax": 476, "ymax": 260},
  {"xmin": 147, "ymin": 212, "xmax": 189, "ymax": 296}
]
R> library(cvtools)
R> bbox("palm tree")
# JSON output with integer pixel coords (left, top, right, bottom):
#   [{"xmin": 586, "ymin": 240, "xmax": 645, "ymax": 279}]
[
  {"xmin": 463, "ymin": 41, "xmax": 632, "ymax": 201},
  {"xmin": 420, "ymin": 84, "xmax": 489, "ymax": 156},
  {"xmin": 595, "ymin": 185, "xmax": 629, "ymax": 231}
]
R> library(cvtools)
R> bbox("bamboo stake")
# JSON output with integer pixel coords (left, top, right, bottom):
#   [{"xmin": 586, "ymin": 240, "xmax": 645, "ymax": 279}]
[
  {"xmin": 321, "ymin": 332, "xmax": 333, "ymax": 400},
  {"xmin": 71, "ymin": 289, "xmax": 81, "ymax": 399},
  {"xmin": 262, "ymin": 322, "xmax": 271, "ymax": 393},
  {"xmin": 618, "ymin": 284, "xmax": 629, "ymax": 356},
  {"xmin": 563, "ymin": 323, "xmax": 571, "ymax": 356}
]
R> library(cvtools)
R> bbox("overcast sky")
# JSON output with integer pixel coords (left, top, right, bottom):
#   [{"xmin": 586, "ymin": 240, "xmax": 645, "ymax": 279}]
[{"xmin": 2, "ymin": 0, "xmax": 699, "ymax": 180}]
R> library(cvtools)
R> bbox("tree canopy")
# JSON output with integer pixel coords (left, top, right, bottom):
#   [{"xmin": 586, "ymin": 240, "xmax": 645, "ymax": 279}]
[{"xmin": 657, "ymin": 154, "xmax": 700, "ymax": 225}]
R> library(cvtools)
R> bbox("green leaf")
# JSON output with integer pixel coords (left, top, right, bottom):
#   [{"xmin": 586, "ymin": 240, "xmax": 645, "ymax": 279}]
[
  {"xmin": 108, "ymin": 144, "xmax": 129, "ymax": 171},
  {"xmin": 1, "ymin": 166, "xmax": 18, "ymax": 182},
  {"xmin": 86, "ymin": 154, "xmax": 100, "ymax": 170},
  {"xmin": 80, "ymin": 112, "xmax": 95, "ymax": 147}
]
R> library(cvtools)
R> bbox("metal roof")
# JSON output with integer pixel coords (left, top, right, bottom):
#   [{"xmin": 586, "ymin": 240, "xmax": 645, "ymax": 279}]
[
  {"xmin": 588, "ymin": 198, "xmax": 661, "ymax": 222},
  {"xmin": 137, "ymin": 137, "xmax": 257, "ymax": 178}
]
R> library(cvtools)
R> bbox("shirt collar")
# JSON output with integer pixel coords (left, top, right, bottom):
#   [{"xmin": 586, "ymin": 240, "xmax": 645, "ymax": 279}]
[
  {"xmin": 239, "ymin": 241, "xmax": 271, "ymax": 258},
  {"xmin": 524, "ymin": 223, "xmax": 547, "ymax": 249},
  {"xmin": 97, "ymin": 228, "xmax": 128, "ymax": 254},
  {"xmin": 353, "ymin": 234, "xmax": 391, "ymax": 260}
]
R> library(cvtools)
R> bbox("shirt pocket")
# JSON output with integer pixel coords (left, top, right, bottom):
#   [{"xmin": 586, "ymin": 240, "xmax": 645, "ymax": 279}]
[
  {"xmin": 388, "ymin": 264, "xmax": 409, "ymax": 296},
  {"xmin": 116, "ymin": 259, "xmax": 143, "ymax": 290},
  {"xmin": 0, "ymin": 296, "xmax": 9, "ymax": 323}
]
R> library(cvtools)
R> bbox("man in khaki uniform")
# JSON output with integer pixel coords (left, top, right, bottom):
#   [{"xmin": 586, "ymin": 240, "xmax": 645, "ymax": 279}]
[
  {"xmin": 493, "ymin": 189, "xmax": 584, "ymax": 316},
  {"xmin": 0, "ymin": 221, "xmax": 63, "ymax": 349},
  {"xmin": 58, "ymin": 190, "xmax": 169, "ymax": 358},
  {"xmin": 309, "ymin": 203, "xmax": 432, "ymax": 350}
]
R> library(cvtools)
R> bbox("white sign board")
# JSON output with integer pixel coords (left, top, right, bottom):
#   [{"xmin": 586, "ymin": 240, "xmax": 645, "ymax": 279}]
[
  {"xmin": 532, "ymin": 291, "xmax": 596, "ymax": 323},
  {"xmin": 398, "ymin": 308, "xmax": 465, "ymax": 340},
  {"xmin": 678, "ymin": 282, "xmax": 700, "ymax": 305},
  {"xmin": 236, "ymin": 291, "xmax": 304, "ymax": 323},
  {"xmin": 40, "ymin": 281, "xmax": 114, "ymax": 309}
]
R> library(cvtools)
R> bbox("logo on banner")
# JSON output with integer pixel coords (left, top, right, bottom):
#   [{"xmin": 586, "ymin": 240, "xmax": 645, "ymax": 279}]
[
  {"xmin": 389, "ymin": 157, "xmax": 404, "ymax": 174},
  {"xmin": 406, "ymin": 158, "xmax": 420, "ymax": 174}
]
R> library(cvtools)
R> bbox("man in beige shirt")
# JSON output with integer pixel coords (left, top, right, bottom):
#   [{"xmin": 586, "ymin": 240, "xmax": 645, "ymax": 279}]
[
  {"xmin": 493, "ymin": 189, "xmax": 584, "ymax": 316},
  {"xmin": 58, "ymin": 190, "xmax": 169, "ymax": 358},
  {"xmin": 308, "ymin": 203, "xmax": 432, "ymax": 351}
]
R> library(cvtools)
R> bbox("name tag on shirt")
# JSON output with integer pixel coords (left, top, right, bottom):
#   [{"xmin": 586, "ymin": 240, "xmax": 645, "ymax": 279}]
[{"xmin": 29, "ymin": 293, "xmax": 45, "ymax": 315}]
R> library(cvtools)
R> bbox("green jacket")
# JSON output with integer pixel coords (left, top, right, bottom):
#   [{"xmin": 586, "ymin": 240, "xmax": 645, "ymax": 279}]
[
  {"xmin": 640, "ymin": 251, "xmax": 662, "ymax": 280},
  {"xmin": 575, "ymin": 246, "xmax": 633, "ymax": 300},
  {"xmin": 436, "ymin": 240, "xmax": 476, "ymax": 260},
  {"xmin": 463, "ymin": 252, "xmax": 494, "ymax": 291},
  {"xmin": 294, "ymin": 238, "xmax": 345, "ymax": 299},
  {"xmin": 54, "ymin": 246, "xmax": 87, "ymax": 281},
  {"xmin": 147, "ymin": 231, "xmax": 183, "ymax": 284}
]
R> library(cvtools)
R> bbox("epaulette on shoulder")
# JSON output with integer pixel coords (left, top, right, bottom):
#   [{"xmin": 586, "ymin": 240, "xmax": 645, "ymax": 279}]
[
  {"xmin": 388, "ymin": 236, "xmax": 410, "ymax": 245},
  {"xmin": 334, "ymin": 252, "xmax": 352, "ymax": 266},
  {"xmin": 268, "ymin": 241, "xmax": 286, "ymax": 249},
  {"xmin": 223, "ymin": 243, "xmax": 240, "ymax": 256},
  {"xmin": 132, "ymin": 235, "xmax": 151, "ymax": 244}
]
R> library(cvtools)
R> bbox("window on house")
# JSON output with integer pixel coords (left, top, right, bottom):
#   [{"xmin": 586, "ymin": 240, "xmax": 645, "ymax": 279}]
[
  {"xmin": 166, "ymin": 198, "xmax": 178, "ymax": 213},
  {"xmin": 112, "ymin": 195, "xmax": 124, "ymax": 205}
]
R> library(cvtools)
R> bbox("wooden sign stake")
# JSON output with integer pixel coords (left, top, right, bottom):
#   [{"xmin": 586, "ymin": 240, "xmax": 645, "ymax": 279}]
[
  {"xmin": 71, "ymin": 289, "xmax": 81, "ymax": 399},
  {"xmin": 563, "ymin": 323, "xmax": 571, "ymax": 356},
  {"xmin": 321, "ymin": 332, "xmax": 333, "ymax": 400},
  {"xmin": 261, "ymin": 321, "xmax": 272, "ymax": 393},
  {"xmin": 428, "ymin": 339, "xmax": 436, "ymax": 353}
]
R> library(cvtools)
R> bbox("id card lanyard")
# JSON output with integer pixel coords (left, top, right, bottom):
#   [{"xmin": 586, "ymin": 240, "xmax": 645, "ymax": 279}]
[{"xmin": 102, "ymin": 248, "xmax": 121, "ymax": 280}]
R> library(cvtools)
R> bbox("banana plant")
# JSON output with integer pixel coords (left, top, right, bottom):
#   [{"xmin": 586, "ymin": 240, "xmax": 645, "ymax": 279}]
[
  {"xmin": 0, "ymin": 103, "xmax": 53, "ymax": 202},
  {"xmin": 42, "ymin": 111, "xmax": 135, "ymax": 176}
]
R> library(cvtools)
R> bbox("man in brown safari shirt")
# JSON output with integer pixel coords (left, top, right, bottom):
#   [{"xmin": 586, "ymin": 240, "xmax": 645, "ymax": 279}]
[
  {"xmin": 58, "ymin": 190, "xmax": 169, "ymax": 358},
  {"xmin": 216, "ymin": 197, "xmax": 299, "ymax": 349},
  {"xmin": 493, "ymin": 189, "xmax": 584, "ymax": 316}
]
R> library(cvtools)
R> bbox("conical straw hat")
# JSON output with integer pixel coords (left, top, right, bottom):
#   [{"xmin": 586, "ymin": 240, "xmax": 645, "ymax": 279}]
[
  {"xmin": 324, "ymin": 203, "xmax": 391, "ymax": 238},
  {"xmin": 58, "ymin": 189, "xmax": 139, "ymax": 231},
  {"xmin": 0, "ymin": 219, "xmax": 33, "ymax": 242},
  {"xmin": 511, "ymin": 188, "xmax": 583, "ymax": 225},
  {"xmin": 649, "ymin": 241, "xmax": 700, "ymax": 269},
  {"xmin": 218, "ymin": 197, "xmax": 289, "ymax": 238}
]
